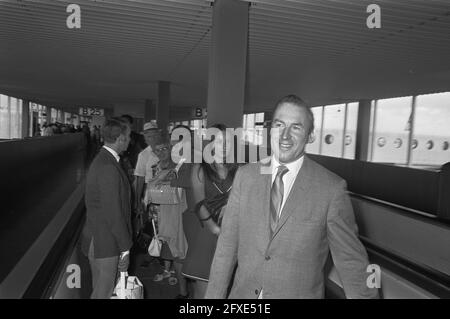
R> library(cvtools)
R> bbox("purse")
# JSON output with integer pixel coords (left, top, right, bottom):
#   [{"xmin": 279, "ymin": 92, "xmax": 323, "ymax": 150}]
[{"xmin": 148, "ymin": 218, "xmax": 162, "ymax": 257}]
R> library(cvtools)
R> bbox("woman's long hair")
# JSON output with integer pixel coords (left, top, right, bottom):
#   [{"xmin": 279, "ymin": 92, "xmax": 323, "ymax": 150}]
[{"xmin": 200, "ymin": 123, "xmax": 238, "ymax": 184}]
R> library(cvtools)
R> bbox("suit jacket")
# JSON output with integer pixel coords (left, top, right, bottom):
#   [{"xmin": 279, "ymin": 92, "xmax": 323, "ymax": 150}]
[
  {"xmin": 82, "ymin": 148, "xmax": 133, "ymax": 258},
  {"xmin": 205, "ymin": 156, "xmax": 379, "ymax": 299}
]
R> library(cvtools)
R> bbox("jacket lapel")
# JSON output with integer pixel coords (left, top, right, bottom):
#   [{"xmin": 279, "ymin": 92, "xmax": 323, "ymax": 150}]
[
  {"xmin": 270, "ymin": 156, "xmax": 313, "ymax": 240},
  {"xmin": 258, "ymin": 159, "xmax": 273, "ymax": 246},
  {"xmin": 101, "ymin": 148, "xmax": 131, "ymax": 200}
]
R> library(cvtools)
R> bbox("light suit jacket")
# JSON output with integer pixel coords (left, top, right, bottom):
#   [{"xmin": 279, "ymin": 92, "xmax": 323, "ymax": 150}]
[{"xmin": 205, "ymin": 156, "xmax": 379, "ymax": 299}]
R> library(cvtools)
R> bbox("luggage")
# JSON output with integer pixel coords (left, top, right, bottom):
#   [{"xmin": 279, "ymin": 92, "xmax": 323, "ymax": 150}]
[{"xmin": 111, "ymin": 272, "xmax": 144, "ymax": 299}]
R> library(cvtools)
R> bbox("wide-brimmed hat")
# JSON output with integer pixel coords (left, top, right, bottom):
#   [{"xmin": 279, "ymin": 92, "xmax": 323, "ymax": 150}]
[{"xmin": 142, "ymin": 122, "xmax": 159, "ymax": 133}]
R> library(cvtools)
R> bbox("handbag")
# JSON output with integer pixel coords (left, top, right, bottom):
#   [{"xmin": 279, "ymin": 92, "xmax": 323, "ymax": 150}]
[
  {"xmin": 148, "ymin": 218, "xmax": 162, "ymax": 257},
  {"xmin": 147, "ymin": 184, "xmax": 180, "ymax": 205},
  {"xmin": 112, "ymin": 272, "xmax": 144, "ymax": 299}
]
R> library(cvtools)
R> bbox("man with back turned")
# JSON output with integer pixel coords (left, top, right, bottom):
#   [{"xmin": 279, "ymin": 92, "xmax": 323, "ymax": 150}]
[
  {"xmin": 206, "ymin": 95, "xmax": 379, "ymax": 299},
  {"xmin": 82, "ymin": 118, "xmax": 133, "ymax": 299}
]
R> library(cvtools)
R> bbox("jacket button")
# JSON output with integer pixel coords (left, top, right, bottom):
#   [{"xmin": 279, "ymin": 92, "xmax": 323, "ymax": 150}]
[
  {"xmin": 255, "ymin": 289, "xmax": 259, "ymax": 295},
  {"xmin": 265, "ymin": 255, "xmax": 271, "ymax": 260}
]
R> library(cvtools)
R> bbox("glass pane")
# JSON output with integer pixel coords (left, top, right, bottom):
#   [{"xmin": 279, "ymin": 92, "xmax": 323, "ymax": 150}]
[
  {"xmin": 255, "ymin": 112, "xmax": 264, "ymax": 123},
  {"xmin": 245, "ymin": 114, "xmax": 256, "ymax": 144},
  {"xmin": 10, "ymin": 97, "xmax": 19, "ymax": 138},
  {"xmin": 321, "ymin": 104, "xmax": 345, "ymax": 157},
  {"xmin": 343, "ymin": 102, "xmax": 359, "ymax": 159},
  {"xmin": 411, "ymin": 92, "xmax": 450, "ymax": 167},
  {"xmin": 17, "ymin": 99, "xmax": 22, "ymax": 138},
  {"xmin": 0, "ymin": 94, "xmax": 9, "ymax": 139},
  {"xmin": 306, "ymin": 106, "xmax": 323, "ymax": 155},
  {"xmin": 371, "ymin": 96, "xmax": 412, "ymax": 164},
  {"xmin": 51, "ymin": 108, "xmax": 57, "ymax": 123}
]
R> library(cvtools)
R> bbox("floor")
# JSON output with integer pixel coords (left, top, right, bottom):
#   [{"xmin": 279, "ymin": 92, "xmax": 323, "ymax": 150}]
[{"xmin": 129, "ymin": 251, "xmax": 182, "ymax": 299}]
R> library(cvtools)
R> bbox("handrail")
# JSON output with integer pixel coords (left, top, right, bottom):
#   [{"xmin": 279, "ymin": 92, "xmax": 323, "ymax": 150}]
[
  {"xmin": 0, "ymin": 182, "xmax": 85, "ymax": 298},
  {"xmin": 350, "ymin": 192, "xmax": 450, "ymax": 227}
]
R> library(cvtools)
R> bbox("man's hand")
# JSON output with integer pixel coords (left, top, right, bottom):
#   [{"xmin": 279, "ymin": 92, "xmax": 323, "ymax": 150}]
[
  {"xmin": 210, "ymin": 224, "xmax": 221, "ymax": 236},
  {"xmin": 118, "ymin": 251, "xmax": 130, "ymax": 272}
]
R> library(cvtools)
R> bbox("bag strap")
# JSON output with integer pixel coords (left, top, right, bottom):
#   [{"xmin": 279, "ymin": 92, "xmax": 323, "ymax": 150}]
[
  {"xmin": 175, "ymin": 157, "xmax": 186, "ymax": 173},
  {"xmin": 151, "ymin": 218, "xmax": 158, "ymax": 239}
]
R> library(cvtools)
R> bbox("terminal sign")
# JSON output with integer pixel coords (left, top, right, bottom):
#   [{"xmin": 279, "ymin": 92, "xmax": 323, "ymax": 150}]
[
  {"xmin": 195, "ymin": 107, "xmax": 203, "ymax": 118},
  {"xmin": 79, "ymin": 107, "xmax": 104, "ymax": 116}
]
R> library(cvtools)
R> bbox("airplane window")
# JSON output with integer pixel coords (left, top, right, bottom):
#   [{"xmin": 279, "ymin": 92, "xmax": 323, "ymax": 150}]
[
  {"xmin": 394, "ymin": 138, "xmax": 403, "ymax": 148},
  {"xmin": 426, "ymin": 140, "xmax": 434, "ymax": 150},
  {"xmin": 325, "ymin": 134, "xmax": 334, "ymax": 145},
  {"xmin": 412, "ymin": 139, "xmax": 418, "ymax": 149},
  {"xmin": 377, "ymin": 137, "xmax": 386, "ymax": 147},
  {"xmin": 443, "ymin": 141, "xmax": 449, "ymax": 151},
  {"xmin": 345, "ymin": 135, "xmax": 352, "ymax": 146}
]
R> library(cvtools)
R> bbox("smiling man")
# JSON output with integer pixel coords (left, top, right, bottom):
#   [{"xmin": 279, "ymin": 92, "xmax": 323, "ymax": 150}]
[{"xmin": 205, "ymin": 94, "xmax": 379, "ymax": 299}]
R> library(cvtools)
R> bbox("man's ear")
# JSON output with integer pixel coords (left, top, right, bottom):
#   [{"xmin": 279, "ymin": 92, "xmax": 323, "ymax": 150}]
[{"xmin": 307, "ymin": 132, "xmax": 315, "ymax": 144}]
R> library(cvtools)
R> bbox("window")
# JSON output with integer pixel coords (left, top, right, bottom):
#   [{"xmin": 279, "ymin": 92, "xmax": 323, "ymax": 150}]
[
  {"xmin": 0, "ymin": 94, "xmax": 23, "ymax": 139},
  {"xmin": 411, "ymin": 92, "xmax": 450, "ymax": 167},
  {"xmin": 343, "ymin": 102, "xmax": 358, "ymax": 159},
  {"xmin": 242, "ymin": 112, "xmax": 265, "ymax": 145},
  {"xmin": 191, "ymin": 119, "xmax": 203, "ymax": 131},
  {"xmin": 370, "ymin": 96, "xmax": 413, "ymax": 164},
  {"xmin": 306, "ymin": 103, "xmax": 357, "ymax": 159},
  {"xmin": 51, "ymin": 108, "xmax": 58, "ymax": 123},
  {"xmin": 306, "ymin": 106, "xmax": 323, "ymax": 155},
  {"xmin": 321, "ymin": 104, "xmax": 346, "ymax": 157}
]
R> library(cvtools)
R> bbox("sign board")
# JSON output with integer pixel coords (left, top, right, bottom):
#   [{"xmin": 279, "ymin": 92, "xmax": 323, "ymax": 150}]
[
  {"xmin": 193, "ymin": 107, "xmax": 206, "ymax": 118},
  {"xmin": 79, "ymin": 107, "xmax": 104, "ymax": 116}
]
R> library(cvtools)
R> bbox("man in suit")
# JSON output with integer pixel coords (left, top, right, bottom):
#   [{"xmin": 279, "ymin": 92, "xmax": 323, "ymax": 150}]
[
  {"xmin": 205, "ymin": 95, "xmax": 379, "ymax": 299},
  {"xmin": 83, "ymin": 118, "xmax": 133, "ymax": 299}
]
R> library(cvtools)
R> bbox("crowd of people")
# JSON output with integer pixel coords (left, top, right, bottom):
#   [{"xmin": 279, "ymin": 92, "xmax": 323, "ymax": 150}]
[{"xmin": 82, "ymin": 96, "xmax": 380, "ymax": 299}]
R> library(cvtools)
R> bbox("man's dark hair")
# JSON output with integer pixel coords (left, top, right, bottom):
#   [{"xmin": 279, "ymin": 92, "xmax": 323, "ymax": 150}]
[
  {"xmin": 103, "ymin": 118, "xmax": 129, "ymax": 144},
  {"xmin": 273, "ymin": 94, "xmax": 315, "ymax": 135},
  {"xmin": 121, "ymin": 114, "xmax": 133, "ymax": 125}
]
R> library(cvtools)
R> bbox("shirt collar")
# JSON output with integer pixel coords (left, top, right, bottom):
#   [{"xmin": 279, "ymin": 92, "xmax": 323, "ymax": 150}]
[
  {"xmin": 271, "ymin": 154, "xmax": 304, "ymax": 177},
  {"xmin": 103, "ymin": 145, "xmax": 120, "ymax": 162}
]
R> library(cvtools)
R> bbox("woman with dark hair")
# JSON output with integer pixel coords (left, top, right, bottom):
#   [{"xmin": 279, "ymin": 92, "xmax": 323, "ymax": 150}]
[{"xmin": 181, "ymin": 124, "xmax": 239, "ymax": 299}]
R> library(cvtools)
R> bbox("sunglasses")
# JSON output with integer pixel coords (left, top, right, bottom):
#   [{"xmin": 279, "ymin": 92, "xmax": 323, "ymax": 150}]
[{"xmin": 154, "ymin": 146, "xmax": 170, "ymax": 153}]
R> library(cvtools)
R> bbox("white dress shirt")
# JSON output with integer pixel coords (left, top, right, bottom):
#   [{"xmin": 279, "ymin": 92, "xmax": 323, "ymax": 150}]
[
  {"xmin": 103, "ymin": 145, "xmax": 120, "ymax": 162},
  {"xmin": 271, "ymin": 154, "xmax": 304, "ymax": 216}
]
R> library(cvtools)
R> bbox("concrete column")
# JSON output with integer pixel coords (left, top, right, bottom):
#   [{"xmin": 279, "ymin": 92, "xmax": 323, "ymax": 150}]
[
  {"xmin": 144, "ymin": 99, "xmax": 156, "ymax": 124},
  {"xmin": 355, "ymin": 99, "xmax": 372, "ymax": 161},
  {"xmin": 157, "ymin": 81, "xmax": 170, "ymax": 133},
  {"xmin": 206, "ymin": 0, "xmax": 249, "ymax": 128},
  {"xmin": 21, "ymin": 100, "xmax": 30, "ymax": 138},
  {"xmin": 46, "ymin": 105, "xmax": 52, "ymax": 124}
]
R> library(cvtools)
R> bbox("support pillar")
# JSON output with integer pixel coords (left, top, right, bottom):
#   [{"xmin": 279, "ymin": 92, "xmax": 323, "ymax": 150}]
[
  {"xmin": 157, "ymin": 81, "xmax": 170, "ymax": 133},
  {"xmin": 206, "ymin": 0, "xmax": 249, "ymax": 128},
  {"xmin": 144, "ymin": 99, "xmax": 156, "ymax": 124},
  {"xmin": 21, "ymin": 100, "xmax": 30, "ymax": 138},
  {"xmin": 46, "ymin": 106, "xmax": 52, "ymax": 124},
  {"xmin": 355, "ymin": 99, "xmax": 372, "ymax": 161}
]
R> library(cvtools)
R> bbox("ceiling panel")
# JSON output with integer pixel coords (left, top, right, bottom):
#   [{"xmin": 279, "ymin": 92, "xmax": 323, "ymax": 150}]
[{"xmin": 0, "ymin": 0, "xmax": 449, "ymax": 113}]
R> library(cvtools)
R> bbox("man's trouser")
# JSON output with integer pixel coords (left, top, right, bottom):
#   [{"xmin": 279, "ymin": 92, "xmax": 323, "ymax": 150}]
[{"xmin": 88, "ymin": 240, "xmax": 119, "ymax": 299}]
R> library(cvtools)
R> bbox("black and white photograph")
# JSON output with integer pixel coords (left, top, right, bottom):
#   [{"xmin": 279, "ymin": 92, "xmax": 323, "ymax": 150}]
[{"xmin": 0, "ymin": 0, "xmax": 449, "ymax": 304}]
